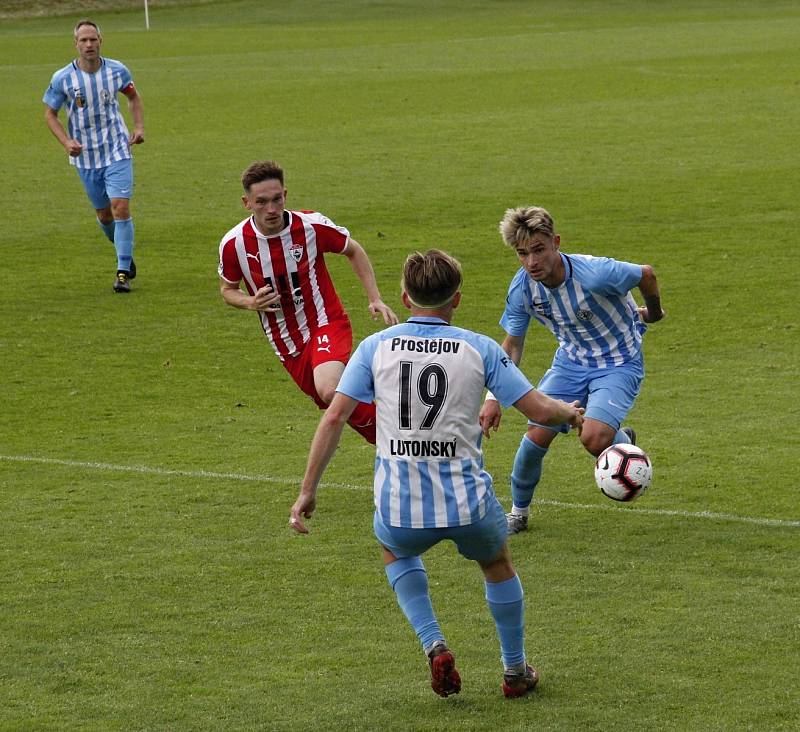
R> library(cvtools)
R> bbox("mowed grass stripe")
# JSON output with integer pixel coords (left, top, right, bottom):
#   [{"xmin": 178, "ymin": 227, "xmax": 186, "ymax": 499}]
[{"xmin": 3, "ymin": 453, "xmax": 798, "ymax": 529}]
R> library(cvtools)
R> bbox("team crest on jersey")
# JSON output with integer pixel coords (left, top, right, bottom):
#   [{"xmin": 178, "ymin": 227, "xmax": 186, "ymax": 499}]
[
  {"xmin": 74, "ymin": 91, "xmax": 85, "ymax": 108},
  {"xmin": 289, "ymin": 245, "xmax": 304, "ymax": 263},
  {"xmin": 99, "ymin": 89, "xmax": 112, "ymax": 105},
  {"xmin": 577, "ymin": 309, "xmax": 594, "ymax": 321}
]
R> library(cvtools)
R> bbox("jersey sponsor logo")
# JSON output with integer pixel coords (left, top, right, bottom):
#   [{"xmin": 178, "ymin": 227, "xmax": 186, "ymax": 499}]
[
  {"xmin": 390, "ymin": 337, "xmax": 461, "ymax": 355},
  {"xmin": 389, "ymin": 438, "xmax": 457, "ymax": 458},
  {"xmin": 607, "ymin": 399, "xmax": 621, "ymax": 408},
  {"xmin": 532, "ymin": 298, "xmax": 552, "ymax": 318},
  {"xmin": 246, "ymin": 251, "xmax": 261, "ymax": 262}
]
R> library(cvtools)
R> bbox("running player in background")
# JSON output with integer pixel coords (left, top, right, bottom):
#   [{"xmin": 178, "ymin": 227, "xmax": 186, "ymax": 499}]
[
  {"xmin": 218, "ymin": 160, "xmax": 398, "ymax": 444},
  {"xmin": 289, "ymin": 250, "xmax": 584, "ymax": 697},
  {"xmin": 43, "ymin": 19, "xmax": 145, "ymax": 294},
  {"xmin": 480, "ymin": 206, "xmax": 665, "ymax": 534}
]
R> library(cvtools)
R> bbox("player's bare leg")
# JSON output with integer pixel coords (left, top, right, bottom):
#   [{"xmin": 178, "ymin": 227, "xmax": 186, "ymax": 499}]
[
  {"xmin": 579, "ymin": 418, "xmax": 635, "ymax": 456},
  {"xmin": 312, "ymin": 360, "xmax": 345, "ymax": 405},
  {"xmin": 314, "ymin": 361, "xmax": 376, "ymax": 443}
]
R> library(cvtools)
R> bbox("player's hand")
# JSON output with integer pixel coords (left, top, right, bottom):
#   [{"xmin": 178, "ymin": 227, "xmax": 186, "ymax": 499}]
[
  {"xmin": 252, "ymin": 284, "xmax": 281, "ymax": 311},
  {"xmin": 564, "ymin": 400, "xmax": 585, "ymax": 435},
  {"xmin": 638, "ymin": 305, "xmax": 666, "ymax": 323},
  {"xmin": 129, "ymin": 128, "xmax": 145, "ymax": 145},
  {"xmin": 479, "ymin": 399, "xmax": 503, "ymax": 438},
  {"xmin": 289, "ymin": 492, "xmax": 316, "ymax": 534},
  {"xmin": 65, "ymin": 139, "xmax": 82, "ymax": 157},
  {"xmin": 369, "ymin": 300, "xmax": 399, "ymax": 325}
]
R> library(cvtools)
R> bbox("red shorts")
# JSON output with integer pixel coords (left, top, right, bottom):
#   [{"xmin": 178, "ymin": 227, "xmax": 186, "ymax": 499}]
[{"xmin": 281, "ymin": 318, "xmax": 353, "ymax": 409}]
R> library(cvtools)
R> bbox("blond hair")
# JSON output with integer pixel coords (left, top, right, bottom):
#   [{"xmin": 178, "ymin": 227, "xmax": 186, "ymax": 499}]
[
  {"xmin": 402, "ymin": 250, "xmax": 462, "ymax": 308},
  {"xmin": 499, "ymin": 206, "xmax": 555, "ymax": 248}
]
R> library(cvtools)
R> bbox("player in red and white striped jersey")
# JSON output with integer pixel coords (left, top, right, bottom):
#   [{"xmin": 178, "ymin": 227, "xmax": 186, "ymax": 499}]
[{"xmin": 218, "ymin": 160, "xmax": 398, "ymax": 444}]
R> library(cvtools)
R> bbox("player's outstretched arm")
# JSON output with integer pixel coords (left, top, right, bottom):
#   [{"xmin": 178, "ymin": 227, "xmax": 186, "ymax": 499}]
[
  {"xmin": 479, "ymin": 334, "xmax": 527, "ymax": 437},
  {"xmin": 289, "ymin": 393, "xmax": 358, "ymax": 534},
  {"xmin": 637, "ymin": 264, "xmax": 665, "ymax": 323},
  {"xmin": 513, "ymin": 390, "xmax": 584, "ymax": 433},
  {"xmin": 342, "ymin": 238, "xmax": 399, "ymax": 325}
]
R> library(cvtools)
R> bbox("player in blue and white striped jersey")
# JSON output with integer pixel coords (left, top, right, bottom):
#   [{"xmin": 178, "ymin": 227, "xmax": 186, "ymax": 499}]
[
  {"xmin": 480, "ymin": 206, "xmax": 665, "ymax": 534},
  {"xmin": 290, "ymin": 250, "xmax": 583, "ymax": 698},
  {"xmin": 43, "ymin": 20, "xmax": 145, "ymax": 293}
]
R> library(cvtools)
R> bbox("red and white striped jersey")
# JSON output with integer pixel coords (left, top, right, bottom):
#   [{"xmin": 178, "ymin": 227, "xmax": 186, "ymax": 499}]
[{"xmin": 218, "ymin": 210, "xmax": 350, "ymax": 359}]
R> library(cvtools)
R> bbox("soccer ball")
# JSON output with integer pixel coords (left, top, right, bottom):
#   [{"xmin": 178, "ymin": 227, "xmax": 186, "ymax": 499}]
[{"xmin": 594, "ymin": 444, "xmax": 652, "ymax": 502}]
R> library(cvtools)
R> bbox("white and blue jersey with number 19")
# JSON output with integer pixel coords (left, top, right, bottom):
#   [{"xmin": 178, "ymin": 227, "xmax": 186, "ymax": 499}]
[
  {"xmin": 337, "ymin": 316, "xmax": 534, "ymax": 530},
  {"xmin": 501, "ymin": 253, "xmax": 645, "ymax": 369},
  {"xmin": 43, "ymin": 58, "xmax": 133, "ymax": 169}
]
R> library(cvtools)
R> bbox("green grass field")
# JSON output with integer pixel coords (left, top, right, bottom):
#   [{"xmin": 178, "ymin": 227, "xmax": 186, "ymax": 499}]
[{"xmin": 1, "ymin": 1, "xmax": 798, "ymax": 729}]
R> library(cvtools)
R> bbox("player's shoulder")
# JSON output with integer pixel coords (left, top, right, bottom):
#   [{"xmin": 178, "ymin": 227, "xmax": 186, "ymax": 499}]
[
  {"xmin": 219, "ymin": 216, "xmax": 250, "ymax": 246},
  {"xmin": 567, "ymin": 252, "xmax": 637, "ymax": 289},
  {"xmin": 505, "ymin": 266, "xmax": 534, "ymax": 299},
  {"xmin": 102, "ymin": 57, "xmax": 131, "ymax": 74},
  {"xmin": 292, "ymin": 209, "xmax": 331, "ymax": 226},
  {"xmin": 291, "ymin": 210, "xmax": 349, "ymax": 237},
  {"xmin": 567, "ymin": 252, "xmax": 616, "ymax": 282},
  {"xmin": 48, "ymin": 62, "xmax": 75, "ymax": 84}
]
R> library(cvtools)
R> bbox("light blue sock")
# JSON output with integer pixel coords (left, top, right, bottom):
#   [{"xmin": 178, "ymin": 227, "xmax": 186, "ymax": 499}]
[
  {"xmin": 96, "ymin": 218, "xmax": 115, "ymax": 243},
  {"xmin": 385, "ymin": 557, "xmax": 443, "ymax": 653},
  {"xmin": 486, "ymin": 575, "xmax": 526, "ymax": 670},
  {"xmin": 612, "ymin": 429, "xmax": 632, "ymax": 445},
  {"xmin": 113, "ymin": 218, "xmax": 134, "ymax": 272},
  {"xmin": 510, "ymin": 435, "xmax": 548, "ymax": 509}
]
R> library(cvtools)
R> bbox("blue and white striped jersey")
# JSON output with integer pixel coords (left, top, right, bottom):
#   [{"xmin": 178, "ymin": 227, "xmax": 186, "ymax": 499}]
[
  {"xmin": 337, "ymin": 317, "xmax": 533, "ymax": 529},
  {"xmin": 501, "ymin": 253, "xmax": 645, "ymax": 369},
  {"xmin": 43, "ymin": 58, "xmax": 134, "ymax": 169}
]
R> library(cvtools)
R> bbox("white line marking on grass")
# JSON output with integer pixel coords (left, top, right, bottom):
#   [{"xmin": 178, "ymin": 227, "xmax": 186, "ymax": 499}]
[
  {"xmin": 2, "ymin": 454, "xmax": 798, "ymax": 529},
  {"xmin": 534, "ymin": 499, "xmax": 799, "ymax": 528},
  {"xmin": 0, "ymin": 454, "xmax": 362, "ymax": 491}
]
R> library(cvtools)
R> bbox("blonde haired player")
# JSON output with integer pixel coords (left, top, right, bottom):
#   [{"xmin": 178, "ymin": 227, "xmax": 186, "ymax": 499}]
[{"xmin": 481, "ymin": 206, "xmax": 665, "ymax": 533}]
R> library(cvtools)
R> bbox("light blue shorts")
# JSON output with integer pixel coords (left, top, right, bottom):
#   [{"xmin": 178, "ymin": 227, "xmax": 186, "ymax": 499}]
[
  {"xmin": 532, "ymin": 354, "xmax": 644, "ymax": 432},
  {"xmin": 373, "ymin": 496, "xmax": 508, "ymax": 562},
  {"xmin": 77, "ymin": 158, "xmax": 133, "ymax": 209}
]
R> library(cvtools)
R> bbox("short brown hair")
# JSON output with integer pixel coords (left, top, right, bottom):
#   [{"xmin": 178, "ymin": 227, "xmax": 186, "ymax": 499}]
[
  {"xmin": 499, "ymin": 206, "xmax": 555, "ymax": 248},
  {"xmin": 402, "ymin": 250, "xmax": 463, "ymax": 308},
  {"xmin": 74, "ymin": 19, "xmax": 100, "ymax": 38},
  {"xmin": 241, "ymin": 160, "xmax": 284, "ymax": 191}
]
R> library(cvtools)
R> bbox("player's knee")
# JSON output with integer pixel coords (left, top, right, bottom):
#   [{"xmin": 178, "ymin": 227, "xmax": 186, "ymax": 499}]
[
  {"xmin": 580, "ymin": 430, "xmax": 612, "ymax": 457},
  {"xmin": 479, "ymin": 544, "xmax": 516, "ymax": 582},
  {"xmin": 316, "ymin": 384, "xmax": 336, "ymax": 404},
  {"xmin": 110, "ymin": 199, "xmax": 130, "ymax": 219}
]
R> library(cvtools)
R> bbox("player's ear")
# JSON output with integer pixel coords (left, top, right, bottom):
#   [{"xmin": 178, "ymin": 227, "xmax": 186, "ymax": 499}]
[
  {"xmin": 553, "ymin": 234, "xmax": 561, "ymax": 249},
  {"xmin": 242, "ymin": 194, "xmax": 250, "ymax": 210},
  {"xmin": 401, "ymin": 291, "xmax": 413, "ymax": 310},
  {"xmin": 451, "ymin": 291, "xmax": 462, "ymax": 309}
]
